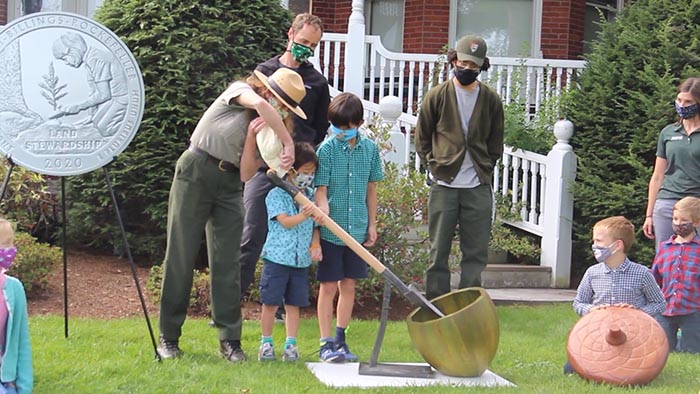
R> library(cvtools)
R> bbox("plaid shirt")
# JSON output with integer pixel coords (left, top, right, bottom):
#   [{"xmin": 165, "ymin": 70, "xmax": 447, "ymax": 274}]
[
  {"xmin": 652, "ymin": 235, "xmax": 700, "ymax": 316},
  {"xmin": 315, "ymin": 134, "xmax": 384, "ymax": 245},
  {"xmin": 573, "ymin": 258, "xmax": 666, "ymax": 317}
]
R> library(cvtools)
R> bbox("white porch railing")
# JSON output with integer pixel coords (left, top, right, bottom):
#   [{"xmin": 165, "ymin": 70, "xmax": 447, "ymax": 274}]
[{"xmin": 313, "ymin": 32, "xmax": 586, "ymax": 119}]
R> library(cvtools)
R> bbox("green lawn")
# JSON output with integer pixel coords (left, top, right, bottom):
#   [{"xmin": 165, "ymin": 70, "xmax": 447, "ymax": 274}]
[{"xmin": 31, "ymin": 304, "xmax": 699, "ymax": 393}]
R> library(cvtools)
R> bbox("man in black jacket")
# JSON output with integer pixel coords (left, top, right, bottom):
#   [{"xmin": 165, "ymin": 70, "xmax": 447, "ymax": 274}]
[{"xmin": 240, "ymin": 13, "xmax": 330, "ymax": 309}]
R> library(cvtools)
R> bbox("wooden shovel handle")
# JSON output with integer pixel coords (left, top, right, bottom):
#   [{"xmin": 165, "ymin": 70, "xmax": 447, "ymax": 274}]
[{"xmin": 266, "ymin": 170, "xmax": 386, "ymax": 274}]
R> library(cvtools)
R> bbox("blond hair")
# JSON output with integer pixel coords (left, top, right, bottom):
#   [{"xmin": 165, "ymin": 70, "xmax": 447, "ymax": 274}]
[
  {"xmin": 0, "ymin": 218, "xmax": 15, "ymax": 248},
  {"xmin": 673, "ymin": 196, "xmax": 700, "ymax": 222},
  {"xmin": 593, "ymin": 216, "xmax": 634, "ymax": 253}
]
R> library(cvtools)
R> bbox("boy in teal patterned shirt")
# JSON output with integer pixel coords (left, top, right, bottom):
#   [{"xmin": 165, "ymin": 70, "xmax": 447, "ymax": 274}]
[
  {"xmin": 258, "ymin": 142, "xmax": 321, "ymax": 362},
  {"xmin": 314, "ymin": 92, "xmax": 384, "ymax": 362}
]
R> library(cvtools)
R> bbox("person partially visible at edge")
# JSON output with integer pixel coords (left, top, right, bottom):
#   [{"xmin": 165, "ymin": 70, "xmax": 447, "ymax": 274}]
[
  {"xmin": 240, "ymin": 14, "xmax": 330, "ymax": 317},
  {"xmin": 156, "ymin": 67, "xmax": 306, "ymax": 363},
  {"xmin": 414, "ymin": 34, "xmax": 504, "ymax": 301},
  {"xmin": 314, "ymin": 92, "xmax": 384, "ymax": 363},
  {"xmin": 651, "ymin": 197, "xmax": 700, "ymax": 353},
  {"xmin": 567, "ymin": 216, "xmax": 666, "ymax": 374},
  {"xmin": 257, "ymin": 142, "xmax": 322, "ymax": 363},
  {"xmin": 0, "ymin": 219, "xmax": 33, "ymax": 394},
  {"xmin": 643, "ymin": 77, "xmax": 700, "ymax": 252}
]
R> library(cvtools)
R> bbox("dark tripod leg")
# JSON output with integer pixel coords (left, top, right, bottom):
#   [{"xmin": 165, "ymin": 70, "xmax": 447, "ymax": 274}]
[
  {"xmin": 103, "ymin": 165, "xmax": 160, "ymax": 361},
  {"xmin": 368, "ymin": 280, "xmax": 392, "ymax": 367},
  {"xmin": 0, "ymin": 157, "xmax": 15, "ymax": 202}
]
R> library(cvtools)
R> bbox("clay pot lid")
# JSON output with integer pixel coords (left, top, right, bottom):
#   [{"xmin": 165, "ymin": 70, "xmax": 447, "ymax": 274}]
[{"xmin": 566, "ymin": 305, "xmax": 669, "ymax": 386}]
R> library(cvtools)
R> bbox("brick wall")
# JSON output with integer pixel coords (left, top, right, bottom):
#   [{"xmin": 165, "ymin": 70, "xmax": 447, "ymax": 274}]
[
  {"xmin": 1, "ymin": 0, "xmax": 7, "ymax": 25},
  {"xmin": 312, "ymin": 0, "xmax": 584, "ymax": 60},
  {"xmin": 404, "ymin": 0, "xmax": 450, "ymax": 54},
  {"xmin": 541, "ymin": 0, "xmax": 585, "ymax": 59}
]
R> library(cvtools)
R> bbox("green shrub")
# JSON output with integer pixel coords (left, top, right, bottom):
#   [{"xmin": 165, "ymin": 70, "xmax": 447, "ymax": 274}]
[
  {"xmin": 0, "ymin": 161, "xmax": 59, "ymax": 243},
  {"xmin": 567, "ymin": 0, "xmax": 700, "ymax": 274},
  {"xmin": 66, "ymin": 0, "xmax": 293, "ymax": 256},
  {"xmin": 147, "ymin": 264, "xmax": 210, "ymax": 316},
  {"xmin": 11, "ymin": 232, "xmax": 61, "ymax": 294}
]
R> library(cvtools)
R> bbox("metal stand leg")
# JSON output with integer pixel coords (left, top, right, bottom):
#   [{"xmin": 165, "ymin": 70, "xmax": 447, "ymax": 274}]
[
  {"xmin": 358, "ymin": 281, "xmax": 434, "ymax": 378},
  {"xmin": 0, "ymin": 157, "xmax": 15, "ymax": 202},
  {"xmin": 103, "ymin": 166, "xmax": 160, "ymax": 361},
  {"xmin": 61, "ymin": 177, "xmax": 68, "ymax": 338}
]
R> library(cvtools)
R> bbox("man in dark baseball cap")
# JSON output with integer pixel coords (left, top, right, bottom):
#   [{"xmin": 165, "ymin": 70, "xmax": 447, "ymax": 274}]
[{"xmin": 455, "ymin": 35, "xmax": 487, "ymax": 68}]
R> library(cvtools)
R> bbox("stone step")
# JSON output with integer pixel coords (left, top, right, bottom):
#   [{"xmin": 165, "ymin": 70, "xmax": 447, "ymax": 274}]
[{"xmin": 451, "ymin": 264, "xmax": 552, "ymax": 289}]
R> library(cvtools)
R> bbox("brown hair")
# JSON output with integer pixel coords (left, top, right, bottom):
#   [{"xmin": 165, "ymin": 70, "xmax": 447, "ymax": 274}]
[
  {"xmin": 328, "ymin": 92, "xmax": 364, "ymax": 128},
  {"xmin": 291, "ymin": 13, "xmax": 324, "ymax": 34},
  {"xmin": 674, "ymin": 196, "xmax": 700, "ymax": 222},
  {"xmin": 593, "ymin": 216, "xmax": 634, "ymax": 253}
]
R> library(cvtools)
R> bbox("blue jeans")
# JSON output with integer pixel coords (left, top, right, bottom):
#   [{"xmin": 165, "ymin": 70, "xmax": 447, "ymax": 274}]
[{"xmin": 656, "ymin": 312, "xmax": 700, "ymax": 353}]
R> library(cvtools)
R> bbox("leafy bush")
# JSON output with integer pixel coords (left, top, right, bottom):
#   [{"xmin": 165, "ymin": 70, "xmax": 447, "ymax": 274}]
[
  {"xmin": 11, "ymin": 232, "xmax": 62, "ymax": 294},
  {"xmin": 0, "ymin": 161, "xmax": 59, "ymax": 243},
  {"xmin": 567, "ymin": 0, "xmax": 700, "ymax": 273},
  {"xmin": 147, "ymin": 264, "xmax": 211, "ymax": 316},
  {"xmin": 66, "ymin": 0, "xmax": 293, "ymax": 256}
]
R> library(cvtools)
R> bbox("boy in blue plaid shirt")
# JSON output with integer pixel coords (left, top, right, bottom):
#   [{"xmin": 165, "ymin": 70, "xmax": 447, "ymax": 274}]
[
  {"xmin": 566, "ymin": 216, "xmax": 665, "ymax": 373},
  {"xmin": 314, "ymin": 92, "xmax": 384, "ymax": 362}
]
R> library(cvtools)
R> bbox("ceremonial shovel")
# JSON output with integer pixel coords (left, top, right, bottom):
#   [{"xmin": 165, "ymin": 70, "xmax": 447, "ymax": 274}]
[{"xmin": 266, "ymin": 170, "xmax": 445, "ymax": 318}]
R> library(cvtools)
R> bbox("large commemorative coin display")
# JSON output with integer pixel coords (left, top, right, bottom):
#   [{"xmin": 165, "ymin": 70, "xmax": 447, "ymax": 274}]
[{"xmin": 0, "ymin": 12, "xmax": 144, "ymax": 176}]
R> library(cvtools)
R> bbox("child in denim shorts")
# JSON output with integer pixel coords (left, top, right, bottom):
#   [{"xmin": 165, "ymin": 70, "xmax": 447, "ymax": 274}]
[
  {"xmin": 314, "ymin": 92, "xmax": 384, "ymax": 362},
  {"xmin": 258, "ymin": 142, "xmax": 321, "ymax": 362}
]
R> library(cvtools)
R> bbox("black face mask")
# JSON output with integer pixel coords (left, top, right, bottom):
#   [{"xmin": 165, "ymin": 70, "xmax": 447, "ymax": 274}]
[{"xmin": 454, "ymin": 66, "xmax": 480, "ymax": 86}]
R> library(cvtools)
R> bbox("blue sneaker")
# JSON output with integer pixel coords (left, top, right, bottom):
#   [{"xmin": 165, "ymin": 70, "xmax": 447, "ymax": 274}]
[
  {"xmin": 282, "ymin": 344, "xmax": 299, "ymax": 362},
  {"xmin": 258, "ymin": 342, "xmax": 275, "ymax": 361},
  {"xmin": 334, "ymin": 342, "xmax": 358, "ymax": 362},
  {"xmin": 319, "ymin": 341, "xmax": 345, "ymax": 363}
]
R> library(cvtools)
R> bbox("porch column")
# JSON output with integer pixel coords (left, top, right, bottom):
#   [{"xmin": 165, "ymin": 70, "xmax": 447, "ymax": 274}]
[
  {"xmin": 541, "ymin": 119, "xmax": 576, "ymax": 288},
  {"xmin": 344, "ymin": 0, "xmax": 365, "ymax": 97}
]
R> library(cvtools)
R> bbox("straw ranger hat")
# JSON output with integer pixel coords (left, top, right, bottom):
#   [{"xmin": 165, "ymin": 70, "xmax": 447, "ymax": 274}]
[{"xmin": 254, "ymin": 68, "xmax": 307, "ymax": 119}]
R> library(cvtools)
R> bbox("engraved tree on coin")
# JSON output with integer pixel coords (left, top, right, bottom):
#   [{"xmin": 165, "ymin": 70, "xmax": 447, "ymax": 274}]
[
  {"xmin": 40, "ymin": 63, "xmax": 67, "ymax": 112},
  {"xmin": 50, "ymin": 32, "xmax": 128, "ymax": 138},
  {"xmin": 0, "ymin": 41, "xmax": 43, "ymax": 140}
]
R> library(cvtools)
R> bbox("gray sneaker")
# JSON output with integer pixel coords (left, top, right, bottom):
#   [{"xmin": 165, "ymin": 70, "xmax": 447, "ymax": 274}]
[
  {"xmin": 220, "ymin": 340, "xmax": 246, "ymax": 363},
  {"xmin": 282, "ymin": 344, "xmax": 299, "ymax": 362},
  {"xmin": 157, "ymin": 335, "xmax": 183, "ymax": 359},
  {"xmin": 258, "ymin": 342, "xmax": 276, "ymax": 361}
]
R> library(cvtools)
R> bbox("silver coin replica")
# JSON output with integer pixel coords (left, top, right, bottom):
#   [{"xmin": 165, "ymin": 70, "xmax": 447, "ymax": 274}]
[{"xmin": 0, "ymin": 12, "xmax": 145, "ymax": 176}]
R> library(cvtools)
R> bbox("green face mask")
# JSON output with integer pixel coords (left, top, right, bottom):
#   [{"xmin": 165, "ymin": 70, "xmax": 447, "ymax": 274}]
[{"xmin": 290, "ymin": 42, "xmax": 313, "ymax": 63}]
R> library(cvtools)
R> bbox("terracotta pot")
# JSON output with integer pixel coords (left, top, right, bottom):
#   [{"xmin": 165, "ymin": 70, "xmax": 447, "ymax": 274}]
[{"xmin": 406, "ymin": 287, "xmax": 499, "ymax": 377}]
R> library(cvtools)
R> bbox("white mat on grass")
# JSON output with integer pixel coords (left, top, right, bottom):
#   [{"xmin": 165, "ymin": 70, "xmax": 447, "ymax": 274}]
[{"xmin": 306, "ymin": 362, "xmax": 516, "ymax": 388}]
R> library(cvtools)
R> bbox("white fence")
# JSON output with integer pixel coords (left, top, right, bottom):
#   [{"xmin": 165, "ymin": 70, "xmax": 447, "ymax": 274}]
[{"xmin": 314, "ymin": 33, "xmax": 585, "ymax": 120}]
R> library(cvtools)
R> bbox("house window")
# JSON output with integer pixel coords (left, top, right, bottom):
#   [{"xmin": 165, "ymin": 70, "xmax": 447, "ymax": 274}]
[
  {"xmin": 285, "ymin": 0, "xmax": 312, "ymax": 14},
  {"xmin": 364, "ymin": 0, "xmax": 404, "ymax": 53},
  {"xmin": 6, "ymin": 0, "xmax": 93, "ymax": 21},
  {"xmin": 583, "ymin": 0, "xmax": 625, "ymax": 54},
  {"xmin": 451, "ymin": 0, "xmax": 537, "ymax": 57}
]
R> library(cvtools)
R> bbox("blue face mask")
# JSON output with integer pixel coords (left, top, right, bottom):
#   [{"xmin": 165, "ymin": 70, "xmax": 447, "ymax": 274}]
[
  {"xmin": 330, "ymin": 125, "xmax": 358, "ymax": 142},
  {"xmin": 294, "ymin": 172, "xmax": 314, "ymax": 190},
  {"xmin": 675, "ymin": 102, "xmax": 699, "ymax": 119}
]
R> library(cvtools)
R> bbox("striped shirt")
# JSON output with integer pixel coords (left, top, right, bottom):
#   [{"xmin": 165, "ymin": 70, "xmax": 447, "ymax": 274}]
[
  {"xmin": 315, "ymin": 133, "xmax": 384, "ymax": 245},
  {"xmin": 573, "ymin": 258, "xmax": 666, "ymax": 317},
  {"xmin": 652, "ymin": 235, "xmax": 700, "ymax": 316}
]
